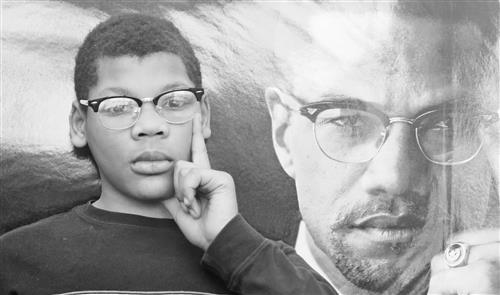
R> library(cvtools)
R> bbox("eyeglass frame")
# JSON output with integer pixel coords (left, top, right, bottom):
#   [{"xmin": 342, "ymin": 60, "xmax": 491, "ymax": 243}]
[
  {"xmin": 79, "ymin": 88, "xmax": 204, "ymax": 129},
  {"xmin": 296, "ymin": 99, "xmax": 498, "ymax": 166}
]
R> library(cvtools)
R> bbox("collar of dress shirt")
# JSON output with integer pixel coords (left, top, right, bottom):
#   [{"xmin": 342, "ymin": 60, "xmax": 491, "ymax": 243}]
[{"xmin": 295, "ymin": 220, "xmax": 337, "ymax": 290}]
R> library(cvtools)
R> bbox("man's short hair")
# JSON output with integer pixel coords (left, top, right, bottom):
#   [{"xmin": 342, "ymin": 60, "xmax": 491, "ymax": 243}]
[{"xmin": 72, "ymin": 13, "xmax": 202, "ymax": 161}]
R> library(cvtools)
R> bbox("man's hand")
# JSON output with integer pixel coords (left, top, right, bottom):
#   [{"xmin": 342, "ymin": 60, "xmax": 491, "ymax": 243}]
[
  {"xmin": 428, "ymin": 228, "xmax": 500, "ymax": 294},
  {"xmin": 163, "ymin": 113, "xmax": 238, "ymax": 251}
]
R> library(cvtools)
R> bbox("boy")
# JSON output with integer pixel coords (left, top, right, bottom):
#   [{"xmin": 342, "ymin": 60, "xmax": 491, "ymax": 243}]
[{"xmin": 0, "ymin": 13, "xmax": 330, "ymax": 295}]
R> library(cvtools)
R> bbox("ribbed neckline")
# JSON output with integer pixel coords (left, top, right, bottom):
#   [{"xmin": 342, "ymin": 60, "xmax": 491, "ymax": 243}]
[{"xmin": 75, "ymin": 202, "xmax": 177, "ymax": 228}]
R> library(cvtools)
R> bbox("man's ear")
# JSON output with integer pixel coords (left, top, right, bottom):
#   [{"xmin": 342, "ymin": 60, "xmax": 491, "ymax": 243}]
[
  {"xmin": 200, "ymin": 94, "xmax": 211, "ymax": 139},
  {"xmin": 265, "ymin": 87, "xmax": 296, "ymax": 179},
  {"xmin": 69, "ymin": 100, "xmax": 88, "ymax": 148}
]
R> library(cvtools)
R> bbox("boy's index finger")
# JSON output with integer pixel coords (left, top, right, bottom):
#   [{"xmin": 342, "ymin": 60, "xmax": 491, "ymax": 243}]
[{"xmin": 191, "ymin": 113, "xmax": 211, "ymax": 169}]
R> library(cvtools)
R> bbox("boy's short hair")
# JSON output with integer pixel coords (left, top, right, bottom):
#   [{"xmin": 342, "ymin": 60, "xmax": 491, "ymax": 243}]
[{"xmin": 73, "ymin": 13, "xmax": 202, "ymax": 161}]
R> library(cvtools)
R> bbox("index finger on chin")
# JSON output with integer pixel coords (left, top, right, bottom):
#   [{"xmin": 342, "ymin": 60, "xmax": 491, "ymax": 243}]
[{"xmin": 191, "ymin": 113, "xmax": 210, "ymax": 169}]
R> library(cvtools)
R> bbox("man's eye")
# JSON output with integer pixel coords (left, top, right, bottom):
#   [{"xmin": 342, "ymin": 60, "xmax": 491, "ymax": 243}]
[
  {"xmin": 319, "ymin": 115, "xmax": 362, "ymax": 128},
  {"xmin": 431, "ymin": 119, "xmax": 451, "ymax": 130},
  {"xmin": 318, "ymin": 115, "xmax": 368, "ymax": 140}
]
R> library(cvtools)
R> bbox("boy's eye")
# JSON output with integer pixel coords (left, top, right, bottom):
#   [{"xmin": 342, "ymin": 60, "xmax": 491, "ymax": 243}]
[
  {"xmin": 163, "ymin": 98, "xmax": 186, "ymax": 108},
  {"xmin": 158, "ymin": 91, "xmax": 196, "ymax": 110},
  {"xmin": 100, "ymin": 98, "xmax": 137, "ymax": 116}
]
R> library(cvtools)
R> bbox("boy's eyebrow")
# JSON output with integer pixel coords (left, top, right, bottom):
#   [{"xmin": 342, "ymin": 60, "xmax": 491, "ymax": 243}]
[
  {"xmin": 94, "ymin": 87, "xmax": 132, "ymax": 97},
  {"xmin": 157, "ymin": 82, "xmax": 193, "ymax": 93},
  {"xmin": 94, "ymin": 83, "xmax": 193, "ymax": 99}
]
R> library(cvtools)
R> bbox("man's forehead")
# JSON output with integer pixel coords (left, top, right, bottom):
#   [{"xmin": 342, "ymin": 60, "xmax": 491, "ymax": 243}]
[{"xmin": 274, "ymin": 6, "xmax": 497, "ymax": 115}]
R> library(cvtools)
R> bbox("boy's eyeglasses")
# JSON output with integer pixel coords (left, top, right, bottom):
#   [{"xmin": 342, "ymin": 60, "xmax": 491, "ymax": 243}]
[
  {"xmin": 297, "ymin": 100, "xmax": 498, "ymax": 166},
  {"xmin": 80, "ymin": 88, "xmax": 204, "ymax": 130}
]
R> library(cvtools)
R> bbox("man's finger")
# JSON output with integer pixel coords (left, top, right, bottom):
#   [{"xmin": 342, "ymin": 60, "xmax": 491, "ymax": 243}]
[
  {"xmin": 428, "ymin": 259, "xmax": 500, "ymax": 294},
  {"xmin": 192, "ymin": 113, "xmax": 210, "ymax": 169},
  {"xmin": 431, "ymin": 242, "xmax": 500, "ymax": 273},
  {"xmin": 449, "ymin": 228, "xmax": 500, "ymax": 245}
]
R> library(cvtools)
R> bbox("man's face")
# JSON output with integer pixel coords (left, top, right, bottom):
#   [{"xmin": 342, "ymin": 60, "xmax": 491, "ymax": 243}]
[
  {"xmin": 72, "ymin": 52, "xmax": 210, "ymax": 206},
  {"xmin": 267, "ymin": 9, "xmax": 495, "ymax": 293}
]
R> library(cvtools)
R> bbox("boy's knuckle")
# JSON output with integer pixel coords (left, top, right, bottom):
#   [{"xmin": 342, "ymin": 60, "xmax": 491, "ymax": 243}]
[
  {"xmin": 219, "ymin": 171, "xmax": 235, "ymax": 187},
  {"xmin": 219, "ymin": 171, "xmax": 231, "ymax": 181}
]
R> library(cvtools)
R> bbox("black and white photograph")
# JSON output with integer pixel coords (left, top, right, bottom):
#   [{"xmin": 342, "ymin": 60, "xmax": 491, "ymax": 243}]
[{"xmin": 1, "ymin": 1, "xmax": 499, "ymax": 294}]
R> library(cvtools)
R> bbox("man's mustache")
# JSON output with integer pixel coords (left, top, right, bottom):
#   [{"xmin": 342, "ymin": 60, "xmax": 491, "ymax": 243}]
[{"xmin": 333, "ymin": 191, "xmax": 430, "ymax": 229}]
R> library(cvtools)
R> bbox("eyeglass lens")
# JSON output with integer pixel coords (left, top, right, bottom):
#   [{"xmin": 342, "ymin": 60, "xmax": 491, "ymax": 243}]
[
  {"xmin": 315, "ymin": 108, "xmax": 386, "ymax": 163},
  {"xmin": 97, "ymin": 90, "xmax": 199, "ymax": 129},
  {"xmin": 415, "ymin": 110, "xmax": 483, "ymax": 164},
  {"xmin": 313, "ymin": 108, "xmax": 485, "ymax": 164}
]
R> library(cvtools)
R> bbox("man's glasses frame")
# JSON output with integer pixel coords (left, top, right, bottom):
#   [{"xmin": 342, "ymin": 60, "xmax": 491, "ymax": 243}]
[{"xmin": 297, "ymin": 99, "xmax": 498, "ymax": 166}]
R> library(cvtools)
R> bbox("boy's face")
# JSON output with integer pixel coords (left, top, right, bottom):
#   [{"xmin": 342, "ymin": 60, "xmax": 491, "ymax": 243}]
[{"xmin": 72, "ymin": 52, "xmax": 209, "ymax": 205}]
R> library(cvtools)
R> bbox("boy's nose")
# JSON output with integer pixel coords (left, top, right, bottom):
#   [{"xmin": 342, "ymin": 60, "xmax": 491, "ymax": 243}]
[{"xmin": 131, "ymin": 103, "xmax": 169, "ymax": 139}]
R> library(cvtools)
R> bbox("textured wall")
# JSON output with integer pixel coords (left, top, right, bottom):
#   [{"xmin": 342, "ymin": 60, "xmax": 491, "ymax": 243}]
[{"xmin": 1, "ymin": 1, "xmax": 300, "ymax": 243}]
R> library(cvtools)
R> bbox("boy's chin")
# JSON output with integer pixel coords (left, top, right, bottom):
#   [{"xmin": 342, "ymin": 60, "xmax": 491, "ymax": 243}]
[{"xmin": 131, "ymin": 180, "xmax": 175, "ymax": 201}]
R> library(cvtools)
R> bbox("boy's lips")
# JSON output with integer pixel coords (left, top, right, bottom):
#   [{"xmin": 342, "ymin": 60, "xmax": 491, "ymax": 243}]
[{"xmin": 131, "ymin": 151, "xmax": 174, "ymax": 175}]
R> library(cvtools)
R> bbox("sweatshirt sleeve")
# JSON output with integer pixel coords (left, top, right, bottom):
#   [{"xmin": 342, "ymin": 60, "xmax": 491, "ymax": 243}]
[{"xmin": 201, "ymin": 214, "xmax": 338, "ymax": 295}]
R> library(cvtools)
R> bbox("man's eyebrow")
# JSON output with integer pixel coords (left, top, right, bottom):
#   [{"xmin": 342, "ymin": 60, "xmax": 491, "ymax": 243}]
[
  {"xmin": 416, "ymin": 97, "xmax": 482, "ymax": 116},
  {"xmin": 313, "ymin": 95, "xmax": 382, "ymax": 112},
  {"xmin": 295, "ymin": 92, "xmax": 366, "ymax": 105},
  {"xmin": 317, "ymin": 94, "xmax": 354, "ymax": 102}
]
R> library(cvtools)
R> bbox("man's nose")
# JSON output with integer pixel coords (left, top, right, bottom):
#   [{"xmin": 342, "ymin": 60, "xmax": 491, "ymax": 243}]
[
  {"xmin": 131, "ymin": 103, "xmax": 169, "ymax": 139},
  {"xmin": 361, "ymin": 123, "xmax": 428, "ymax": 196}
]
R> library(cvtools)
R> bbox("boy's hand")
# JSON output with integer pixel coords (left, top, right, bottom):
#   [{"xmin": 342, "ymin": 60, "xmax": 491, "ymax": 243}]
[{"xmin": 163, "ymin": 113, "xmax": 238, "ymax": 251}]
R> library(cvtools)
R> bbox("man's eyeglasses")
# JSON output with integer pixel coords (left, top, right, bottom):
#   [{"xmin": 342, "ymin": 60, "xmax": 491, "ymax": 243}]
[
  {"xmin": 298, "ymin": 100, "xmax": 498, "ymax": 165},
  {"xmin": 80, "ymin": 88, "xmax": 204, "ymax": 130}
]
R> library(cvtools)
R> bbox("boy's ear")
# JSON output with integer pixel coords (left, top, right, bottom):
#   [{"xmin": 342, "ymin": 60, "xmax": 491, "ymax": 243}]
[
  {"xmin": 69, "ymin": 100, "xmax": 88, "ymax": 148},
  {"xmin": 264, "ymin": 87, "xmax": 296, "ymax": 179},
  {"xmin": 200, "ymin": 94, "xmax": 211, "ymax": 139}
]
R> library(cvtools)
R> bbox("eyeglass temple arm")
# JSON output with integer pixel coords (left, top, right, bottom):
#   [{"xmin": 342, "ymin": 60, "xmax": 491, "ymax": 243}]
[
  {"xmin": 78, "ymin": 99, "xmax": 100, "ymax": 112},
  {"xmin": 299, "ymin": 107, "xmax": 320, "ymax": 122}
]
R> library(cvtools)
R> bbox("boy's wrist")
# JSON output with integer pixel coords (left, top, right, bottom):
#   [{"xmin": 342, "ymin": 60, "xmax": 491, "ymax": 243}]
[
  {"xmin": 201, "ymin": 214, "xmax": 266, "ymax": 282},
  {"xmin": 203, "ymin": 213, "xmax": 240, "ymax": 251}
]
